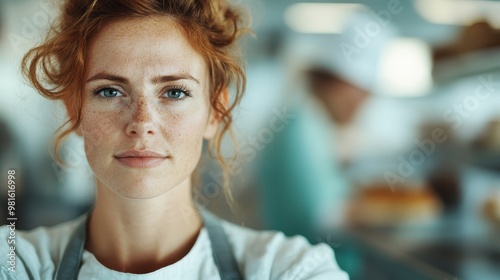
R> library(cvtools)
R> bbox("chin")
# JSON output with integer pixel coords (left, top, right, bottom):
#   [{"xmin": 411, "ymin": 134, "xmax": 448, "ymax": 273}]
[
  {"xmin": 104, "ymin": 177, "xmax": 180, "ymax": 199},
  {"xmin": 112, "ymin": 185, "xmax": 173, "ymax": 199}
]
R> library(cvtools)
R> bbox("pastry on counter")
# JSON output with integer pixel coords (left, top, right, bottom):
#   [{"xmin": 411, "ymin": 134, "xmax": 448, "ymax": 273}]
[
  {"xmin": 348, "ymin": 184, "xmax": 442, "ymax": 228},
  {"xmin": 482, "ymin": 192, "xmax": 500, "ymax": 228}
]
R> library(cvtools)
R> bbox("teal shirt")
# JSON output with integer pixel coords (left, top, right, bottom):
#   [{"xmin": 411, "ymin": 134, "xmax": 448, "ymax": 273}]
[{"xmin": 255, "ymin": 102, "xmax": 349, "ymax": 241}]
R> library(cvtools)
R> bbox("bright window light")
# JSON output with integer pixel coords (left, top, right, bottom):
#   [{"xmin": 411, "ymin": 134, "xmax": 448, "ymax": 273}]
[
  {"xmin": 284, "ymin": 3, "xmax": 366, "ymax": 34},
  {"xmin": 377, "ymin": 38, "xmax": 432, "ymax": 97},
  {"xmin": 414, "ymin": 0, "xmax": 500, "ymax": 28}
]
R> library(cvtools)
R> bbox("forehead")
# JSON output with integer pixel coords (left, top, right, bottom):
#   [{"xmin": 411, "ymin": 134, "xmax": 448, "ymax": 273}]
[{"xmin": 86, "ymin": 16, "xmax": 206, "ymax": 79}]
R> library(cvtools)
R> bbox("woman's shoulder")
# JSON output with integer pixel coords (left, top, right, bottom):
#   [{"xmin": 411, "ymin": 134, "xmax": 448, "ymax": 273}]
[
  {"xmin": 0, "ymin": 215, "xmax": 86, "ymax": 280},
  {"xmin": 220, "ymin": 220, "xmax": 349, "ymax": 280}
]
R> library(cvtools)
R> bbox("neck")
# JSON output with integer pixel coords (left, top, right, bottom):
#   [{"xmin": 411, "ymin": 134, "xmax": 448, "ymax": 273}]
[{"xmin": 85, "ymin": 179, "xmax": 203, "ymax": 273}]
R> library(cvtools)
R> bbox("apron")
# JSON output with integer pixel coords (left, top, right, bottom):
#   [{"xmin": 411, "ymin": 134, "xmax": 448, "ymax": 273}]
[{"xmin": 54, "ymin": 208, "xmax": 243, "ymax": 280}]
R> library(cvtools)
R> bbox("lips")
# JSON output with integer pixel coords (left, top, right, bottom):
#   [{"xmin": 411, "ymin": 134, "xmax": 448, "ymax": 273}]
[{"xmin": 114, "ymin": 149, "xmax": 168, "ymax": 168}]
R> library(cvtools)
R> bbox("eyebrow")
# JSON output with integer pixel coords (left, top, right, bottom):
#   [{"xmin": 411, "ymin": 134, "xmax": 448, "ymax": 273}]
[{"xmin": 86, "ymin": 72, "xmax": 200, "ymax": 84}]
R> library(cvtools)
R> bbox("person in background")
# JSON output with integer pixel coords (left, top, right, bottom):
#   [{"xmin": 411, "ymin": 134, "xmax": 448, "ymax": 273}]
[
  {"xmin": 254, "ymin": 10, "xmax": 396, "ymax": 242},
  {"xmin": 305, "ymin": 67, "xmax": 371, "ymax": 167}
]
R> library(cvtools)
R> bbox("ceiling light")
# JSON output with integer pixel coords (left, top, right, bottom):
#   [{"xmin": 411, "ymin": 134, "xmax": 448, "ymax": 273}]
[
  {"xmin": 284, "ymin": 3, "xmax": 366, "ymax": 34},
  {"xmin": 377, "ymin": 38, "xmax": 432, "ymax": 97},
  {"xmin": 414, "ymin": 0, "xmax": 500, "ymax": 28}
]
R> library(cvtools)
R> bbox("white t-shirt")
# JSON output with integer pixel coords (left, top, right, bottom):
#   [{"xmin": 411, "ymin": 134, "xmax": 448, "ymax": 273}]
[{"xmin": 1, "ymin": 215, "xmax": 349, "ymax": 280}]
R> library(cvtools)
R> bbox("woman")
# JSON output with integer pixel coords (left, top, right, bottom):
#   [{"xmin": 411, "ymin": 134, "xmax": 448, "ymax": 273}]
[{"xmin": 0, "ymin": 0, "xmax": 348, "ymax": 279}]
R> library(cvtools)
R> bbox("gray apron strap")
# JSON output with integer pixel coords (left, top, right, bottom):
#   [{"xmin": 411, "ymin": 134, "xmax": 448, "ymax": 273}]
[
  {"xmin": 55, "ymin": 209, "xmax": 242, "ymax": 280},
  {"xmin": 199, "ymin": 209, "xmax": 243, "ymax": 280},
  {"xmin": 54, "ymin": 213, "xmax": 88, "ymax": 280}
]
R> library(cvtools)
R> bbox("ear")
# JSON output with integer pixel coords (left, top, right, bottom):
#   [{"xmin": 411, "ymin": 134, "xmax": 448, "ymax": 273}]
[{"xmin": 203, "ymin": 88, "xmax": 229, "ymax": 140}]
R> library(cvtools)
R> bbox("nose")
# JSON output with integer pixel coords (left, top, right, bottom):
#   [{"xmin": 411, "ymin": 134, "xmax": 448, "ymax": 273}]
[{"xmin": 125, "ymin": 98, "xmax": 157, "ymax": 137}]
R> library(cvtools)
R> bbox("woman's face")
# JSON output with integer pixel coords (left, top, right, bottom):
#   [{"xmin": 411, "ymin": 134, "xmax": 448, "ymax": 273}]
[{"xmin": 79, "ymin": 16, "xmax": 217, "ymax": 199}]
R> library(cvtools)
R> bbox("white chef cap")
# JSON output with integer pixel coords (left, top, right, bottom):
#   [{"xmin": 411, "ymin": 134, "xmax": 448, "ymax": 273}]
[{"xmin": 303, "ymin": 10, "xmax": 398, "ymax": 93}]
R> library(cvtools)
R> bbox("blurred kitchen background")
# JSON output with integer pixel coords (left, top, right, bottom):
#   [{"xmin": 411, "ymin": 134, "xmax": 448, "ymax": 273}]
[{"xmin": 1, "ymin": 0, "xmax": 500, "ymax": 279}]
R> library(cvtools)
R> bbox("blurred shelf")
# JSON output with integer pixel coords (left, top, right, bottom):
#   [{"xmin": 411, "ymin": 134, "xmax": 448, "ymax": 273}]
[{"xmin": 467, "ymin": 150, "xmax": 500, "ymax": 174}]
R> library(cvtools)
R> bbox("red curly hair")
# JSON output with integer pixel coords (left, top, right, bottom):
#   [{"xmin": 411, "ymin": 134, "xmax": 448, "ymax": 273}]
[{"xmin": 22, "ymin": 0, "xmax": 249, "ymax": 203}]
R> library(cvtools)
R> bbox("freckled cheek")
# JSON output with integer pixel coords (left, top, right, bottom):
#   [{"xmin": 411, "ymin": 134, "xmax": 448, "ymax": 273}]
[
  {"xmin": 81, "ymin": 111, "xmax": 118, "ymax": 163},
  {"xmin": 163, "ymin": 111, "xmax": 208, "ymax": 154}
]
